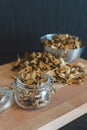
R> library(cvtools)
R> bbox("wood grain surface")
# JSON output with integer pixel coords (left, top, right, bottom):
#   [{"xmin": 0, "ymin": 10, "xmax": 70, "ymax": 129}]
[{"xmin": 0, "ymin": 58, "xmax": 87, "ymax": 130}]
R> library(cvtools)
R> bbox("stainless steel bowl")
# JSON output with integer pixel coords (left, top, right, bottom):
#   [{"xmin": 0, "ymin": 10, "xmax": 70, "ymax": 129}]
[{"xmin": 40, "ymin": 34, "xmax": 85, "ymax": 62}]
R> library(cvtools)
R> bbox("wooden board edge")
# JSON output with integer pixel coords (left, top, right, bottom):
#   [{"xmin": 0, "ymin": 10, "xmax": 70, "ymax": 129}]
[{"xmin": 37, "ymin": 103, "xmax": 87, "ymax": 130}]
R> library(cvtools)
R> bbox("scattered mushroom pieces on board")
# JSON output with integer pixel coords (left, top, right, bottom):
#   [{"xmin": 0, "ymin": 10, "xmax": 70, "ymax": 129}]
[{"xmin": 12, "ymin": 52, "xmax": 87, "ymax": 86}]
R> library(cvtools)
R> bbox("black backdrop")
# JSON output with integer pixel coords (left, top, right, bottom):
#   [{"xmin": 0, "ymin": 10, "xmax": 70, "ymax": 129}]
[{"xmin": 0, "ymin": 0, "xmax": 87, "ymax": 64}]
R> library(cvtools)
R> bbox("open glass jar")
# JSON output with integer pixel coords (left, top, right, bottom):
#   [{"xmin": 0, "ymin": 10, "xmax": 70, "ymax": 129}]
[{"xmin": 12, "ymin": 74, "xmax": 54, "ymax": 109}]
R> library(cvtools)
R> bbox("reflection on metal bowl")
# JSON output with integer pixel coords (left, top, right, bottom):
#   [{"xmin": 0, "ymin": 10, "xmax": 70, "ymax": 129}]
[{"xmin": 40, "ymin": 34, "xmax": 85, "ymax": 62}]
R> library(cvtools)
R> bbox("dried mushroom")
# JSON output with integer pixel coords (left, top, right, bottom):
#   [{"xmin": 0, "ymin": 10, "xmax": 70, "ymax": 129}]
[
  {"xmin": 12, "ymin": 51, "xmax": 87, "ymax": 86},
  {"xmin": 16, "ymin": 87, "xmax": 50, "ymax": 108},
  {"xmin": 42, "ymin": 34, "xmax": 84, "ymax": 50},
  {"xmin": 12, "ymin": 51, "xmax": 87, "ymax": 109}
]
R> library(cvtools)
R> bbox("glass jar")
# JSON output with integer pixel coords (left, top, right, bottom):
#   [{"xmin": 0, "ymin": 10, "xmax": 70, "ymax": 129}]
[{"xmin": 12, "ymin": 74, "xmax": 54, "ymax": 109}]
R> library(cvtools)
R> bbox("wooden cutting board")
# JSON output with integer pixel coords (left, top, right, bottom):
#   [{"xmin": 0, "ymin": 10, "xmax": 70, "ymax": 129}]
[{"xmin": 0, "ymin": 58, "xmax": 87, "ymax": 130}]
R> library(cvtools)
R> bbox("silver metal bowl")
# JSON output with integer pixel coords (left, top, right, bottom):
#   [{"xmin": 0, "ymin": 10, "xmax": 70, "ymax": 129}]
[{"xmin": 40, "ymin": 34, "xmax": 85, "ymax": 62}]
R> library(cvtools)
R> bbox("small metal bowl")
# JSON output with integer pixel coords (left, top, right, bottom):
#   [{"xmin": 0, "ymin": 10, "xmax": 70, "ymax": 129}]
[{"xmin": 40, "ymin": 34, "xmax": 85, "ymax": 62}]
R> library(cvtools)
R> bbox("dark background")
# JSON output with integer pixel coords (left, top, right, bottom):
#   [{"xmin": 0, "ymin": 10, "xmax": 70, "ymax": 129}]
[
  {"xmin": 0, "ymin": 0, "xmax": 87, "ymax": 129},
  {"xmin": 0, "ymin": 0, "xmax": 87, "ymax": 64}
]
